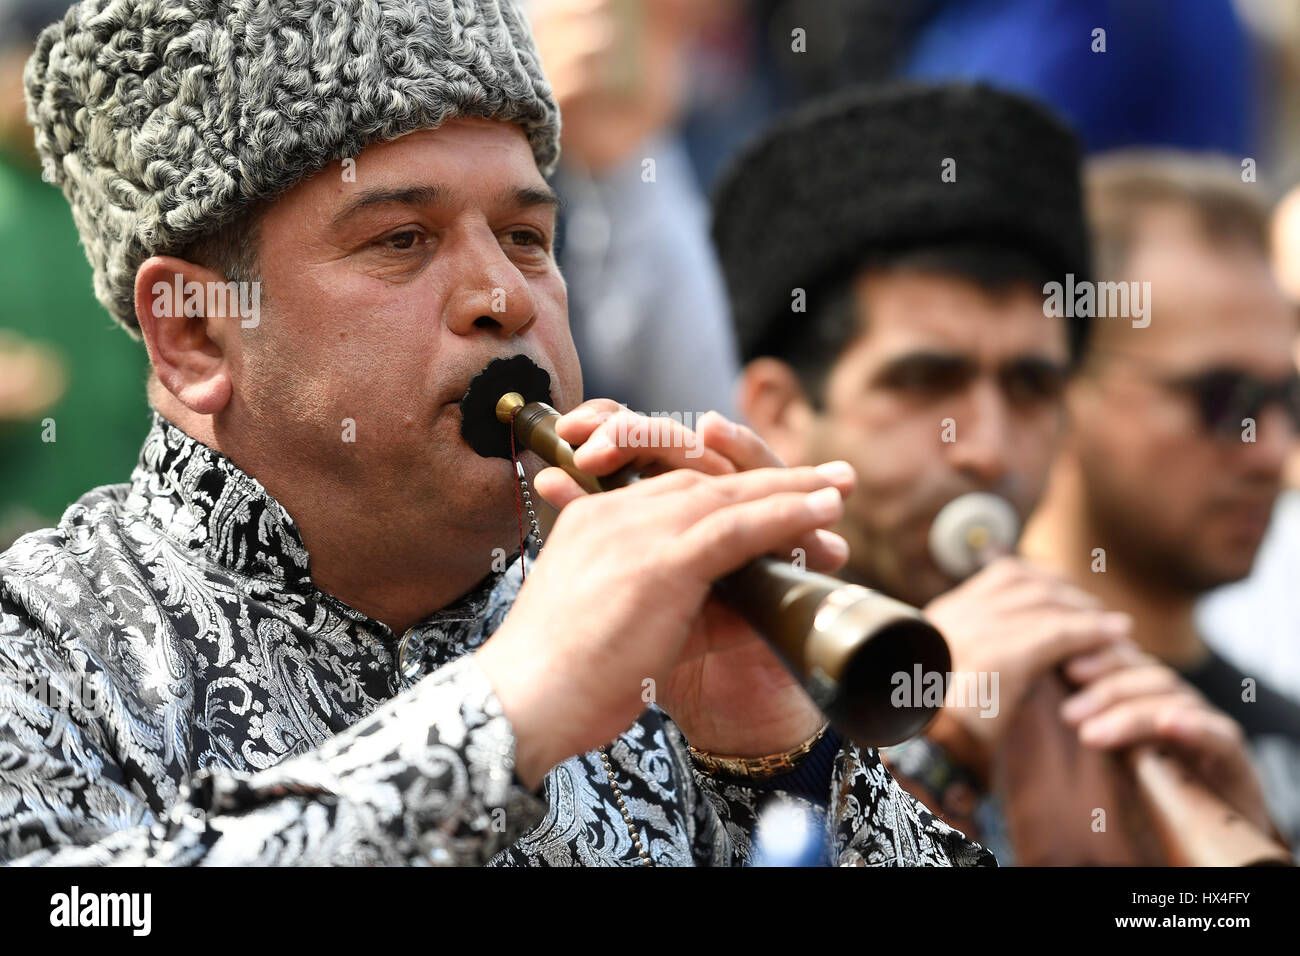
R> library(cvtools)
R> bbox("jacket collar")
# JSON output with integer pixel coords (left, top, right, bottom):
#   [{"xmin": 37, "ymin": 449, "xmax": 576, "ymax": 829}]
[{"xmin": 128, "ymin": 412, "xmax": 507, "ymax": 641}]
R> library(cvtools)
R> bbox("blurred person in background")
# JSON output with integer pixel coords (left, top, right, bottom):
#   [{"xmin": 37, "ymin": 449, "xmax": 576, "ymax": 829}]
[
  {"xmin": 1022, "ymin": 151, "xmax": 1300, "ymax": 849},
  {"xmin": 713, "ymin": 84, "xmax": 1286, "ymax": 864},
  {"xmin": 679, "ymin": 0, "xmax": 919, "ymax": 188},
  {"xmin": 0, "ymin": 0, "xmax": 148, "ymax": 549},
  {"xmin": 1195, "ymin": 182, "xmax": 1300, "ymax": 697},
  {"xmin": 677, "ymin": 0, "xmax": 1257, "ymax": 194},
  {"xmin": 528, "ymin": 0, "xmax": 740, "ymax": 418},
  {"xmin": 899, "ymin": 0, "xmax": 1254, "ymax": 156}
]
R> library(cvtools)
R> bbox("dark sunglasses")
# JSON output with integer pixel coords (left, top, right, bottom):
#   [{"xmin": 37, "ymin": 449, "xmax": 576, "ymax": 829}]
[{"xmin": 1162, "ymin": 368, "xmax": 1300, "ymax": 438}]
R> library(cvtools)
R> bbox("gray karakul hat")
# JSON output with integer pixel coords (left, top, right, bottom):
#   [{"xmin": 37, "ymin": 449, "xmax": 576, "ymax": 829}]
[
  {"xmin": 24, "ymin": 0, "xmax": 561, "ymax": 337},
  {"xmin": 712, "ymin": 82, "xmax": 1090, "ymax": 364}
]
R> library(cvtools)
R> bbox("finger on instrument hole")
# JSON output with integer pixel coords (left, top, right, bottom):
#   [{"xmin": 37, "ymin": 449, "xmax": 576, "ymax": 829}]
[
  {"xmin": 669, "ymin": 486, "xmax": 846, "ymax": 585},
  {"xmin": 1014, "ymin": 557, "xmax": 1092, "ymax": 591},
  {"xmin": 554, "ymin": 399, "xmax": 626, "ymax": 441},
  {"xmin": 965, "ymin": 556, "xmax": 1091, "ymax": 601},
  {"xmin": 674, "ymin": 463, "xmax": 851, "ymax": 502},
  {"xmin": 1060, "ymin": 663, "xmax": 1190, "ymax": 725},
  {"xmin": 776, "ymin": 527, "xmax": 850, "ymax": 573},
  {"xmin": 532, "ymin": 465, "xmax": 588, "ymax": 509},
  {"xmin": 571, "ymin": 409, "xmax": 736, "ymax": 477},
  {"xmin": 1060, "ymin": 640, "xmax": 1149, "ymax": 687},
  {"xmin": 1013, "ymin": 610, "xmax": 1131, "ymax": 678},
  {"xmin": 538, "ymin": 461, "xmax": 844, "ymax": 516},
  {"xmin": 801, "ymin": 459, "xmax": 854, "ymax": 497},
  {"xmin": 1075, "ymin": 691, "xmax": 1207, "ymax": 749},
  {"xmin": 1154, "ymin": 705, "xmax": 1248, "ymax": 763},
  {"xmin": 984, "ymin": 575, "xmax": 1106, "ymax": 615},
  {"xmin": 695, "ymin": 409, "xmax": 789, "ymax": 471}
]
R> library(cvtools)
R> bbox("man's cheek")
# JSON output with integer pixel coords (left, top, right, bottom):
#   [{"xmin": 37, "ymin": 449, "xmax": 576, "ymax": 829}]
[
  {"xmin": 860, "ymin": 417, "xmax": 943, "ymax": 489},
  {"xmin": 1012, "ymin": 430, "xmax": 1061, "ymax": 509},
  {"xmin": 847, "ymin": 464, "xmax": 920, "ymax": 550},
  {"xmin": 538, "ymin": 333, "xmax": 582, "ymax": 410}
]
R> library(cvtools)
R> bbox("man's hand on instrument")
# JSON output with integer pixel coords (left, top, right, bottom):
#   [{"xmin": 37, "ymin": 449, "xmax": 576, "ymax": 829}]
[
  {"xmin": 920, "ymin": 557, "xmax": 1132, "ymax": 780},
  {"xmin": 555, "ymin": 403, "xmax": 847, "ymax": 757},
  {"xmin": 542, "ymin": 401, "xmax": 851, "ymax": 574},
  {"xmin": 553, "ymin": 401, "xmax": 780, "ymax": 472},
  {"xmin": 478, "ymin": 404, "xmax": 851, "ymax": 788},
  {"xmin": 1060, "ymin": 644, "xmax": 1280, "ymax": 840},
  {"xmin": 546, "ymin": 402, "xmax": 771, "ymax": 482}
]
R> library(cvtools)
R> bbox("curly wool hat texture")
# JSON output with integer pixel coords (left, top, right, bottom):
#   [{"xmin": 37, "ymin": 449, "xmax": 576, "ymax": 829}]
[
  {"xmin": 711, "ymin": 82, "xmax": 1089, "ymax": 363},
  {"xmin": 24, "ymin": 0, "xmax": 561, "ymax": 336}
]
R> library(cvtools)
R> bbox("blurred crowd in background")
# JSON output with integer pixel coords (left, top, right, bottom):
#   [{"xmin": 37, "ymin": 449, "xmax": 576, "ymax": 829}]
[{"xmin": 2, "ymin": 0, "xmax": 1300, "ymax": 858}]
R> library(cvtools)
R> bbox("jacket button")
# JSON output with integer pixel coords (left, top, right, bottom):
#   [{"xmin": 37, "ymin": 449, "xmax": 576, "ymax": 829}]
[{"xmin": 397, "ymin": 628, "xmax": 426, "ymax": 679}]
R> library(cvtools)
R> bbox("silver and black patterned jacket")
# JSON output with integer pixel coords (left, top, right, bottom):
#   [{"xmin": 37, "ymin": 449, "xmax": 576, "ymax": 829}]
[{"xmin": 0, "ymin": 413, "xmax": 995, "ymax": 866}]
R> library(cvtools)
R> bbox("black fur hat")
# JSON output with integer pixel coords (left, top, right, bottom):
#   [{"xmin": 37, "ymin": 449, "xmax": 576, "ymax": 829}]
[{"xmin": 711, "ymin": 82, "xmax": 1091, "ymax": 364}]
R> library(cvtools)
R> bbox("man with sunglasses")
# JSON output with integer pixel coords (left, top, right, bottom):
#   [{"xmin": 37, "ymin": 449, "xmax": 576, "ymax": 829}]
[
  {"xmin": 1197, "ymin": 183, "xmax": 1300, "ymax": 702},
  {"xmin": 1022, "ymin": 151, "xmax": 1300, "ymax": 849}
]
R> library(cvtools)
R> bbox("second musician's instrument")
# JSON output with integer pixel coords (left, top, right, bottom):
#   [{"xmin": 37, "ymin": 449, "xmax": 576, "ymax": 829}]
[
  {"xmin": 459, "ymin": 354, "xmax": 950, "ymax": 747},
  {"xmin": 929, "ymin": 492, "xmax": 1291, "ymax": 866}
]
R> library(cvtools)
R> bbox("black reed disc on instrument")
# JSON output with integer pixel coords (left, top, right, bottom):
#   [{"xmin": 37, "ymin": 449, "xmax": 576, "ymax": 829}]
[{"xmin": 459, "ymin": 354, "xmax": 554, "ymax": 460}]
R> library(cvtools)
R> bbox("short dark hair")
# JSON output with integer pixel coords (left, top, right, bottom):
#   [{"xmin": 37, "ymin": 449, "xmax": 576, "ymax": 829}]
[
  {"xmin": 177, "ymin": 202, "xmax": 265, "ymax": 285},
  {"xmin": 713, "ymin": 83, "xmax": 1091, "ymax": 401},
  {"xmin": 778, "ymin": 239, "xmax": 1068, "ymax": 409},
  {"xmin": 144, "ymin": 203, "xmax": 264, "ymax": 399}
]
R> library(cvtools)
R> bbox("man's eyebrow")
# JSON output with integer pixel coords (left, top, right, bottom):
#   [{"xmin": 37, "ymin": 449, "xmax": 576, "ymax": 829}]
[
  {"xmin": 502, "ymin": 185, "xmax": 562, "ymax": 213},
  {"xmin": 876, "ymin": 351, "xmax": 1067, "ymax": 371},
  {"xmin": 329, "ymin": 183, "xmax": 561, "ymax": 229},
  {"xmin": 330, "ymin": 184, "xmax": 446, "ymax": 228},
  {"xmin": 1001, "ymin": 355, "xmax": 1069, "ymax": 374},
  {"xmin": 877, "ymin": 351, "xmax": 974, "ymax": 372},
  {"xmin": 867, "ymin": 351, "xmax": 970, "ymax": 386}
]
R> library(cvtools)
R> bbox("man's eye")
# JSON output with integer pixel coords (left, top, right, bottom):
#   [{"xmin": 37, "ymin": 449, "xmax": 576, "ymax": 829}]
[
  {"xmin": 1001, "ymin": 363, "xmax": 1066, "ymax": 404},
  {"xmin": 508, "ymin": 229, "xmax": 545, "ymax": 248},
  {"xmin": 881, "ymin": 361, "xmax": 970, "ymax": 395},
  {"xmin": 383, "ymin": 230, "xmax": 422, "ymax": 250}
]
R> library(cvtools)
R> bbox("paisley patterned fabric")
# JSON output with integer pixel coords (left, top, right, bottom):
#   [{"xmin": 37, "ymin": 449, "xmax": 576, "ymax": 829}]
[{"xmin": 0, "ymin": 413, "xmax": 994, "ymax": 867}]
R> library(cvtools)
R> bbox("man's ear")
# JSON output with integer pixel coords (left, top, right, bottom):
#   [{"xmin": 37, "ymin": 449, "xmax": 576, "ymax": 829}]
[
  {"xmin": 735, "ymin": 358, "xmax": 814, "ymax": 466},
  {"xmin": 134, "ymin": 256, "xmax": 235, "ymax": 416}
]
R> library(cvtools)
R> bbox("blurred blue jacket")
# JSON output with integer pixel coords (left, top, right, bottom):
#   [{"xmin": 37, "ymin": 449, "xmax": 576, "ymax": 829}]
[{"xmin": 902, "ymin": 0, "xmax": 1254, "ymax": 155}]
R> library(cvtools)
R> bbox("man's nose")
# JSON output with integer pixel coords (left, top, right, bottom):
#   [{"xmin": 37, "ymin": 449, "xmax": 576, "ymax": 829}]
[
  {"xmin": 946, "ymin": 378, "xmax": 1012, "ymax": 486},
  {"xmin": 442, "ymin": 233, "xmax": 538, "ymax": 338}
]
